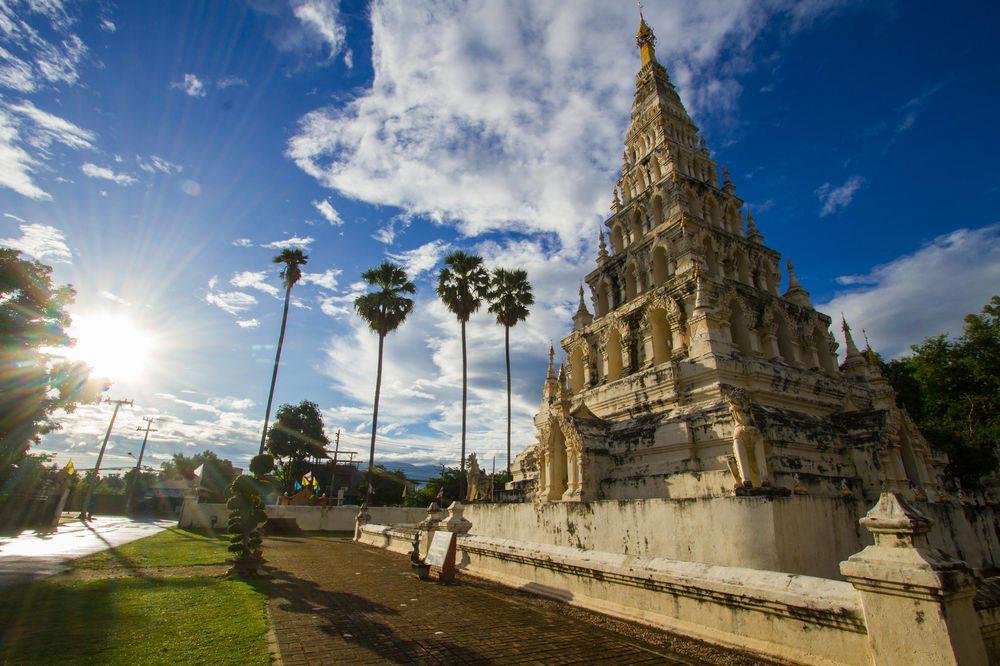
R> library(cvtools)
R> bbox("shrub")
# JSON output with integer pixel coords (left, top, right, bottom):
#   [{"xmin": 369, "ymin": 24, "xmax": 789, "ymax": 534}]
[{"xmin": 226, "ymin": 476, "xmax": 267, "ymax": 577}]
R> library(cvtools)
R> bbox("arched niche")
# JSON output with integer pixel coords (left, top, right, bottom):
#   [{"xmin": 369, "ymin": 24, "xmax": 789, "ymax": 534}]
[
  {"xmin": 729, "ymin": 303, "xmax": 754, "ymax": 355},
  {"xmin": 569, "ymin": 345, "xmax": 586, "ymax": 393},
  {"xmin": 775, "ymin": 315, "xmax": 798, "ymax": 366},
  {"xmin": 651, "ymin": 246, "xmax": 669, "ymax": 286},
  {"xmin": 606, "ymin": 328, "xmax": 624, "ymax": 381},
  {"xmin": 813, "ymin": 325, "xmax": 837, "ymax": 375},
  {"xmin": 629, "ymin": 210, "xmax": 643, "ymax": 243},
  {"xmin": 705, "ymin": 242, "xmax": 720, "ymax": 276},
  {"xmin": 624, "ymin": 264, "xmax": 639, "ymax": 302},
  {"xmin": 650, "ymin": 194, "xmax": 665, "ymax": 227},
  {"xmin": 649, "ymin": 308, "xmax": 672, "ymax": 365},
  {"xmin": 547, "ymin": 427, "xmax": 568, "ymax": 500},
  {"xmin": 597, "ymin": 282, "xmax": 610, "ymax": 317}
]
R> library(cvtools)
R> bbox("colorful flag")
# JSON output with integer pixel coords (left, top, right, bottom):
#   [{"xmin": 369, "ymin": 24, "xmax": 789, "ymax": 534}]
[
  {"xmin": 191, "ymin": 463, "xmax": 204, "ymax": 479},
  {"xmin": 401, "ymin": 482, "xmax": 408, "ymax": 499},
  {"xmin": 367, "ymin": 482, "xmax": 374, "ymax": 495},
  {"xmin": 294, "ymin": 480, "xmax": 302, "ymax": 491},
  {"xmin": 65, "ymin": 460, "xmax": 76, "ymax": 476},
  {"xmin": 436, "ymin": 486, "xmax": 444, "ymax": 500}
]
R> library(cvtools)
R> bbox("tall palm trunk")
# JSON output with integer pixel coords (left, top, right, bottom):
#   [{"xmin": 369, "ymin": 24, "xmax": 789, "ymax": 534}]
[
  {"xmin": 366, "ymin": 331, "xmax": 385, "ymax": 504},
  {"xmin": 461, "ymin": 318, "xmax": 467, "ymax": 499},
  {"xmin": 505, "ymin": 325, "xmax": 511, "ymax": 477},
  {"xmin": 259, "ymin": 283, "xmax": 292, "ymax": 455}
]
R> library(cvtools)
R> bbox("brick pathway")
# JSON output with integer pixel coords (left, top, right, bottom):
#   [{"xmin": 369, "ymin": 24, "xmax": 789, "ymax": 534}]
[{"xmin": 259, "ymin": 536, "xmax": 760, "ymax": 665}]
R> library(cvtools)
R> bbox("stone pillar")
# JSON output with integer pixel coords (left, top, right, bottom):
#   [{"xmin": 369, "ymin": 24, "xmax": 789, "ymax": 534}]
[
  {"xmin": 353, "ymin": 501, "xmax": 371, "ymax": 542},
  {"xmin": 442, "ymin": 501, "xmax": 471, "ymax": 534},
  {"xmin": 840, "ymin": 493, "xmax": 987, "ymax": 666},
  {"xmin": 416, "ymin": 502, "xmax": 445, "ymax": 559}
]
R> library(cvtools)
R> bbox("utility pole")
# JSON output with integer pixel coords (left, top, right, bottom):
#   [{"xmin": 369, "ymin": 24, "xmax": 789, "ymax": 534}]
[
  {"xmin": 79, "ymin": 397, "xmax": 133, "ymax": 520},
  {"xmin": 126, "ymin": 417, "xmax": 157, "ymax": 515},
  {"xmin": 331, "ymin": 429, "xmax": 340, "ymax": 501}
]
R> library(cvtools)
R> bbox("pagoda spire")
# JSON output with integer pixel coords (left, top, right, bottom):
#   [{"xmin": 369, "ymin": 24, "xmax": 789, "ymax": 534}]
[
  {"xmin": 636, "ymin": 8, "xmax": 657, "ymax": 66},
  {"xmin": 597, "ymin": 228, "xmax": 609, "ymax": 263},
  {"xmin": 841, "ymin": 315, "xmax": 867, "ymax": 377},
  {"xmin": 573, "ymin": 284, "xmax": 593, "ymax": 331}
]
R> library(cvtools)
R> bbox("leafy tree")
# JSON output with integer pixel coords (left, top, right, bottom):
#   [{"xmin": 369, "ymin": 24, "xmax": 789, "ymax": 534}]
[
  {"xmin": 366, "ymin": 464, "xmax": 412, "ymax": 506},
  {"xmin": 266, "ymin": 400, "xmax": 329, "ymax": 492},
  {"xmin": 226, "ymin": 475, "xmax": 267, "ymax": 577},
  {"xmin": 258, "ymin": 248, "xmax": 309, "ymax": 455},
  {"xmin": 437, "ymin": 251, "xmax": 489, "ymax": 491},
  {"xmin": 354, "ymin": 261, "xmax": 415, "ymax": 502},
  {"xmin": 159, "ymin": 450, "xmax": 239, "ymax": 502},
  {"xmin": 884, "ymin": 296, "xmax": 1000, "ymax": 487},
  {"xmin": 1, "ymin": 249, "xmax": 104, "ymax": 494},
  {"xmin": 249, "ymin": 454, "xmax": 275, "ymax": 478},
  {"xmin": 403, "ymin": 467, "xmax": 464, "ymax": 508},
  {"xmin": 488, "ymin": 268, "xmax": 534, "ymax": 476}
]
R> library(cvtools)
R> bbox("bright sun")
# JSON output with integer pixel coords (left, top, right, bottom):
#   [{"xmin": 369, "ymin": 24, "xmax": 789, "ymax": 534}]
[{"xmin": 68, "ymin": 313, "xmax": 157, "ymax": 383}]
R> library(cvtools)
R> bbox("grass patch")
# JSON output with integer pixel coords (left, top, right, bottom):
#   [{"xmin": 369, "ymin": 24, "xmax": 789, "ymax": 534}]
[
  {"xmin": 73, "ymin": 527, "xmax": 230, "ymax": 570},
  {"xmin": 0, "ymin": 576, "xmax": 269, "ymax": 665}
]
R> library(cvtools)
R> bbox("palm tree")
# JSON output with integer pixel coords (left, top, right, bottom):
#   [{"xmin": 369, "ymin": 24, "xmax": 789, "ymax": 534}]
[
  {"xmin": 437, "ymin": 251, "xmax": 490, "ymax": 491},
  {"xmin": 354, "ymin": 261, "xmax": 415, "ymax": 503},
  {"xmin": 258, "ymin": 248, "xmax": 308, "ymax": 455},
  {"xmin": 487, "ymin": 268, "xmax": 534, "ymax": 477}
]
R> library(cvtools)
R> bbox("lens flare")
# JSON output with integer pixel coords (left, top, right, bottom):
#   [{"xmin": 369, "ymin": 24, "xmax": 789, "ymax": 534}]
[{"xmin": 65, "ymin": 313, "xmax": 157, "ymax": 383}]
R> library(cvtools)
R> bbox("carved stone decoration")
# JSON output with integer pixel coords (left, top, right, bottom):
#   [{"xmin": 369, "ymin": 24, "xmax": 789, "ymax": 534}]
[{"xmin": 724, "ymin": 388, "xmax": 770, "ymax": 488}]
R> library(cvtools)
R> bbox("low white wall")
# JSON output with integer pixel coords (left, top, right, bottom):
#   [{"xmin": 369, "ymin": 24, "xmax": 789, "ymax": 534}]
[
  {"xmin": 178, "ymin": 500, "xmax": 426, "ymax": 532},
  {"xmin": 357, "ymin": 523, "xmax": 418, "ymax": 556},
  {"xmin": 463, "ymin": 495, "xmax": 863, "ymax": 579},
  {"xmin": 457, "ymin": 535, "xmax": 869, "ymax": 666},
  {"xmin": 461, "ymin": 496, "xmax": 1000, "ymax": 579}
]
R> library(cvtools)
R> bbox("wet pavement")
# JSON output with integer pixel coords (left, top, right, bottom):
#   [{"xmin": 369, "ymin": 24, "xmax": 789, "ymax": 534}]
[{"xmin": 0, "ymin": 516, "xmax": 172, "ymax": 589}]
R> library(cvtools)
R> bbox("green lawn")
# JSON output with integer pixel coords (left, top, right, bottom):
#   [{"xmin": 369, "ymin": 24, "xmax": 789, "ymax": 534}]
[
  {"xmin": 72, "ymin": 526, "xmax": 230, "ymax": 570},
  {"xmin": 1, "ymin": 528, "xmax": 271, "ymax": 665}
]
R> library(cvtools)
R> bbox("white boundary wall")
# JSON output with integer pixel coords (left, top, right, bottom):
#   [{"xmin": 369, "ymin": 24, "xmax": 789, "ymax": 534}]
[{"xmin": 178, "ymin": 500, "xmax": 425, "ymax": 532}]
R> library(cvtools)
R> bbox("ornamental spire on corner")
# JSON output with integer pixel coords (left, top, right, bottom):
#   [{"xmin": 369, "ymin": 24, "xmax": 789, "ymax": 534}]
[{"xmin": 636, "ymin": 5, "xmax": 657, "ymax": 66}]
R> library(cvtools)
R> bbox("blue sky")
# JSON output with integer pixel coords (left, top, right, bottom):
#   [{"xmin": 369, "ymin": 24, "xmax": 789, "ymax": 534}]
[{"xmin": 2, "ymin": 0, "xmax": 997, "ymax": 474}]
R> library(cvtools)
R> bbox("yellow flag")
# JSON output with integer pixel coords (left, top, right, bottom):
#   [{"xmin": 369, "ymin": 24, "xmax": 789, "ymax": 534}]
[{"xmin": 65, "ymin": 460, "xmax": 76, "ymax": 476}]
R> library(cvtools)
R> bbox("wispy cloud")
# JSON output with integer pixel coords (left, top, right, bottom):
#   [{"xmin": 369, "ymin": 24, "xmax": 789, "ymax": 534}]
[
  {"xmin": 0, "ymin": 108, "xmax": 50, "ymax": 199},
  {"xmin": 312, "ymin": 198, "xmax": 342, "ymax": 225},
  {"xmin": 232, "ymin": 238, "xmax": 254, "ymax": 248},
  {"xmin": 819, "ymin": 225, "xmax": 1000, "ymax": 359},
  {"xmin": 300, "ymin": 268, "xmax": 341, "ymax": 290},
  {"xmin": 99, "ymin": 290, "xmax": 130, "ymax": 305},
  {"xmin": 81, "ymin": 162, "xmax": 136, "ymax": 186},
  {"xmin": 230, "ymin": 270, "xmax": 280, "ymax": 298},
  {"xmin": 6, "ymin": 99, "xmax": 95, "ymax": 150},
  {"xmin": 100, "ymin": 18, "xmax": 116, "ymax": 32},
  {"xmin": 217, "ymin": 75, "xmax": 248, "ymax": 89},
  {"xmin": 137, "ymin": 154, "xmax": 182, "ymax": 174},
  {"xmin": 0, "ymin": 222, "xmax": 72, "ymax": 263},
  {"xmin": 816, "ymin": 175, "xmax": 865, "ymax": 217},
  {"xmin": 205, "ymin": 275, "xmax": 258, "ymax": 316},
  {"xmin": 236, "ymin": 318, "xmax": 260, "ymax": 329},
  {"xmin": 888, "ymin": 83, "xmax": 945, "ymax": 147},
  {"xmin": 170, "ymin": 73, "xmax": 207, "ymax": 97},
  {"xmin": 387, "ymin": 239, "xmax": 451, "ymax": 279},
  {"xmin": 262, "ymin": 236, "xmax": 314, "ymax": 250}
]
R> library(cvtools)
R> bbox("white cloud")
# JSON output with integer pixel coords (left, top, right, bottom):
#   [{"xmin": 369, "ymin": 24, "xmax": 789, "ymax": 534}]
[
  {"xmin": 262, "ymin": 235, "xmax": 314, "ymax": 250},
  {"xmin": 889, "ymin": 83, "xmax": 944, "ymax": 146},
  {"xmin": 100, "ymin": 18, "xmax": 116, "ymax": 32},
  {"xmin": 0, "ymin": 222, "xmax": 71, "ymax": 262},
  {"xmin": 287, "ymin": 1, "xmax": 847, "ymax": 249},
  {"xmin": 205, "ymin": 274, "xmax": 258, "ymax": 316},
  {"xmin": 99, "ymin": 290, "xmax": 130, "ymax": 305},
  {"xmin": 0, "ymin": 46, "xmax": 35, "ymax": 92},
  {"xmin": 170, "ymin": 73, "xmax": 207, "ymax": 97},
  {"xmin": 217, "ymin": 75, "xmax": 247, "ymax": 89},
  {"xmin": 81, "ymin": 162, "xmax": 136, "ymax": 185},
  {"xmin": 816, "ymin": 175, "xmax": 864, "ymax": 217},
  {"xmin": 291, "ymin": 0, "xmax": 346, "ymax": 60},
  {"xmin": 6, "ymin": 99, "xmax": 95, "ymax": 150},
  {"xmin": 818, "ymin": 225, "xmax": 1000, "ymax": 359},
  {"xmin": 387, "ymin": 239, "xmax": 451, "ymax": 279},
  {"xmin": 137, "ymin": 154, "xmax": 182, "ymax": 174},
  {"xmin": 0, "ymin": 108, "xmax": 49, "ymax": 199},
  {"xmin": 230, "ymin": 270, "xmax": 280, "ymax": 298},
  {"xmin": 300, "ymin": 268, "xmax": 341, "ymax": 290},
  {"xmin": 232, "ymin": 238, "xmax": 254, "ymax": 247},
  {"xmin": 0, "ymin": 0, "xmax": 90, "ymax": 93},
  {"xmin": 236, "ymin": 318, "xmax": 260, "ymax": 329},
  {"xmin": 312, "ymin": 198, "xmax": 343, "ymax": 225}
]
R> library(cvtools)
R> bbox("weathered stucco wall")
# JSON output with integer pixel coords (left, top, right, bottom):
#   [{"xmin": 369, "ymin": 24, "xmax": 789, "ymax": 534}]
[
  {"xmin": 462, "ymin": 496, "xmax": 1000, "ymax": 579},
  {"xmin": 178, "ymin": 500, "xmax": 426, "ymax": 532}
]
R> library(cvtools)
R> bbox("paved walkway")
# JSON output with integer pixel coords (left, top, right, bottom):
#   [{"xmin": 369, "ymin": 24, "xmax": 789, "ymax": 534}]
[
  {"xmin": 0, "ymin": 516, "xmax": 172, "ymax": 589},
  {"xmin": 261, "ymin": 537, "xmax": 761, "ymax": 665}
]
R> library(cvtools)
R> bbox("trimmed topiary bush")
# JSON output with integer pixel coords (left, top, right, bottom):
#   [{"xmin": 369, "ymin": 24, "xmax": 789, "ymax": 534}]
[
  {"xmin": 226, "ymin": 475, "xmax": 267, "ymax": 577},
  {"xmin": 249, "ymin": 454, "xmax": 275, "ymax": 478}
]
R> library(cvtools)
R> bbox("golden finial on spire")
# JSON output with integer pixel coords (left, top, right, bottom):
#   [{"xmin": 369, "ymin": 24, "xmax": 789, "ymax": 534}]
[{"xmin": 635, "ymin": 2, "xmax": 656, "ymax": 65}]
